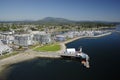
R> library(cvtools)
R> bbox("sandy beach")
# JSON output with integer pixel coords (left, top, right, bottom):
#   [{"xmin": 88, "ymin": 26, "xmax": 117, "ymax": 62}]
[{"xmin": 0, "ymin": 50, "xmax": 61, "ymax": 72}]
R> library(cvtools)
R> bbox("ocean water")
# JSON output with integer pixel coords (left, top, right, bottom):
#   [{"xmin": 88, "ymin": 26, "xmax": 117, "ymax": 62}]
[
  {"xmin": 0, "ymin": 27, "xmax": 120, "ymax": 80},
  {"xmin": 66, "ymin": 32, "xmax": 120, "ymax": 80}
]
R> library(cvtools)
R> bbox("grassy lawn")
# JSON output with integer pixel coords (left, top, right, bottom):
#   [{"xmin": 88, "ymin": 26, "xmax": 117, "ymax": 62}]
[{"xmin": 34, "ymin": 44, "xmax": 61, "ymax": 52}]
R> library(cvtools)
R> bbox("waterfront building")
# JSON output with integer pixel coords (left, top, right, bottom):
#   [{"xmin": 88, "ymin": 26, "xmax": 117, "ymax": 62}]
[
  {"xmin": 0, "ymin": 40, "xmax": 12, "ymax": 55},
  {"xmin": 40, "ymin": 34, "xmax": 51, "ymax": 44},
  {"xmin": 14, "ymin": 34, "xmax": 34, "ymax": 47},
  {"xmin": 0, "ymin": 35, "xmax": 14, "ymax": 44},
  {"xmin": 33, "ymin": 33, "xmax": 51, "ymax": 44},
  {"xmin": 0, "ymin": 31, "xmax": 15, "ymax": 44}
]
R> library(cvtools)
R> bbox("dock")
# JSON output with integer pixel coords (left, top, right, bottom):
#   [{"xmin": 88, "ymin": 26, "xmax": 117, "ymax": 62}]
[
  {"xmin": 60, "ymin": 53, "xmax": 81, "ymax": 59},
  {"xmin": 60, "ymin": 47, "xmax": 90, "ymax": 68},
  {"xmin": 60, "ymin": 53, "xmax": 90, "ymax": 68}
]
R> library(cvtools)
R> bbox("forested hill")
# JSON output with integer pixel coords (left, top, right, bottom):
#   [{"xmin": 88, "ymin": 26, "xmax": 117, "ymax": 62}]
[{"xmin": 0, "ymin": 17, "xmax": 119, "ymax": 25}]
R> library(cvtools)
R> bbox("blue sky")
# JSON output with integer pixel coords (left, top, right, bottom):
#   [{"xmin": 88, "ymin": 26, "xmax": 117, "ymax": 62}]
[{"xmin": 0, "ymin": 0, "xmax": 120, "ymax": 22}]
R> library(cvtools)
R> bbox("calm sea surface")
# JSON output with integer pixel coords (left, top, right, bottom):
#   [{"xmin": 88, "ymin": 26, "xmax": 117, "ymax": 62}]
[{"xmin": 1, "ymin": 26, "xmax": 120, "ymax": 80}]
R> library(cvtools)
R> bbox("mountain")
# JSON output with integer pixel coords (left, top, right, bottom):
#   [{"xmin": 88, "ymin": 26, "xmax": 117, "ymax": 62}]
[
  {"xmin": 41, "ymin": 17, "xmax": 72, "ymax": 22},
  {"xmin": 36, "ymin": 17, "xmax": 74, "ymax": 24},
  {"xmin": 0, "ymin": 17, "xmax": 119, "ymax": 25}
]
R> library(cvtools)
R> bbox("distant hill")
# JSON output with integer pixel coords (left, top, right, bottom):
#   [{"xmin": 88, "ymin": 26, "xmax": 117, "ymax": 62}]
[
  {"xmin": 0, "ymin": 17, "xmax": 120, "ymax": 25},
  {"xmin": 36, "ymin": 17, "xmax": 74, "ymax": 24}
]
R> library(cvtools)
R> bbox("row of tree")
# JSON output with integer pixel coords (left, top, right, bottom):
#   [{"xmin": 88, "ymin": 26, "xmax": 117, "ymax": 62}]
[{"xmin": 0, "ymin": 22, "xmax": 117, "ymax": 31}]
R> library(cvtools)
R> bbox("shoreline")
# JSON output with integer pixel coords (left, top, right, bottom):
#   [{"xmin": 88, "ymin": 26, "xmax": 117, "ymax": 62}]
[
  {"xmin": 0, "ymin": 32, "xmax": 112, "ymax": 73},
  {"xmin": 63, "ymin": 32, "xmax": 112, "ymax": 44}
]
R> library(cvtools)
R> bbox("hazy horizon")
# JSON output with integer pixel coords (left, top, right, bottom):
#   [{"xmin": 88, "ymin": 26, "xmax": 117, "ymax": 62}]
[
  {"xmin": 0, "ymin": 0, "xmax": 120, "ymax": 22},
  {"xmin": 0, "ymin": 17, "xmax": 120, "ymax": 23}
]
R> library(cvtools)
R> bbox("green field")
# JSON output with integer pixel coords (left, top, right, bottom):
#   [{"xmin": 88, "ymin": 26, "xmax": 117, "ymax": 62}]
[{"xmin": 34, "ymin": 44, "xmax": 61, "ymax": 52}]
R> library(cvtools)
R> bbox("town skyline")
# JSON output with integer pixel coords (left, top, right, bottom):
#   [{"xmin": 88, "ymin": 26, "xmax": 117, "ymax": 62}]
[{"xmin": 0, "ymin": 0, "xmax": 120, "ymax": 22}]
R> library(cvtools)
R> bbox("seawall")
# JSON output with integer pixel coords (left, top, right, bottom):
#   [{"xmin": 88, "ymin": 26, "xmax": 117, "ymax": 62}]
[{"xmin": 63, "ymin": 32, "xmax": 112, "ymax": 44}]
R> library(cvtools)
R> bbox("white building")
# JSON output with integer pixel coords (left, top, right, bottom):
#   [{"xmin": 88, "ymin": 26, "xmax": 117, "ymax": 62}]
[
  {"xmin": 0, "ymin": 34, "xmax": 14, "ymax": 44},
  {"xmin": 14, "ymin": 34, "xmax": 34, "ymax": 47},
  {"xmin": 30, "ymin": 31, "xmax": 52, "ymax": 44},
  {"xmin": 33, "ymin": 33, "xmax": 51, "ymax": 44},
  {"xmin": 0, "ymin": 40, "xmax": 12, "ymax": 55},
  {"xmin": 65, "ymin": 48, "xmax": 76, "ymax": 54},
  {"xmin": 0, "ymin": 31, "xmax": 15, "ymax": 44}
]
